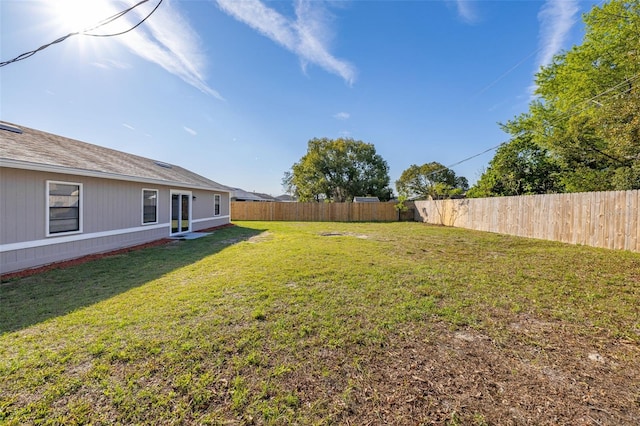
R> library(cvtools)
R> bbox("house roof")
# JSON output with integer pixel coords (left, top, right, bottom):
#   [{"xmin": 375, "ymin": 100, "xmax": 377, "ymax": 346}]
[
  {"xmin": 353, "ymin": 196, "xmax": 380, "ymax": 202},
  {"xmin": 230, "ymin": 188, "xmax": 272, "ymax": 201},
  {"xmin": 253, "ymin": 192, "xmax": 278, "ymax": 201},
  {"xmin": 275, "ymin": 194, "xmax": 296, "ymax": 202},
  {"xmin": 0, "ymin": 122, "xmax": 230, "ymax": 192}
]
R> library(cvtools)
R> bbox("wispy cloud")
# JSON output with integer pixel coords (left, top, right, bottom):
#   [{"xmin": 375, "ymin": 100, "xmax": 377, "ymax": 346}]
[
  {"xmin": 183, "ymin": 126, "xmax": 197, "ymax": 136},
  {"xmin": 99, "ymin": 0, "xmax": 223, "ymax": 99},
  {"xmin": 216, "ymin": 0, "xmax": 356, "ymax": 85},
  {"xmin": 122, "ymin": 123, "xmax": 135, "ymax": 130},
  {"xmin": 333, "ymin": 112, "xmax": 350, "ymax": 120},
  {"xmin": 536, "ymin": 0, "xmax": 579, "ymax": 69},
  {"xmin": 91, "ymin": 58, "xmax": 132, "ymax": 70},
  {"xmin": 455, "ymin": 1, "xmax": 479, "ymax": 24}
]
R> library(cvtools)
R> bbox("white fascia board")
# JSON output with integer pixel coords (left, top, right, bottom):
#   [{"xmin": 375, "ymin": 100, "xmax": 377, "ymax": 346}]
[{"xmin": 0, "ymin": 158, "xmax": 231, "ymax": 193}]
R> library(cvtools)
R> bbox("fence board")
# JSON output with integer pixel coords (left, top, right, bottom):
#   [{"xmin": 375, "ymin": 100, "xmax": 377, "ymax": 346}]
[
  {"xmin": 232, "ymin": 191, "xmax": 639, "ymax": 252},
  {"xmin": 414, "ymin": 190, "xmax": 639, "ymax": 253},
  {"xmin": 629, "ymin": 190, "xmax": 639, "ymax": 251},
  {"xmin": 231, "ymin": 201, "xmax": 398, "ymax": 222}
]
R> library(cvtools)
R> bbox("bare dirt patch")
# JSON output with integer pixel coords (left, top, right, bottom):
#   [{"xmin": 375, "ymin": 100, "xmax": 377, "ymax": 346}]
[
  {"xmin": 248, "ymin": 231, "xmax": 273, "ymax": 243},
  {"xmin": 283, "ymin": 320, "xmax": 640, "ymax": 425},
  {"xmin": 219, "ymin": 231, "xmax": 272, "ymax": 245},
  {"xmin": 320, "ymin": 231, "xmax": 369, "ymax": 239}
]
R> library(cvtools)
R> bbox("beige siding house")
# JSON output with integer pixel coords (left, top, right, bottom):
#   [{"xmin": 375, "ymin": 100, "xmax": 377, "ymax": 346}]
[{"xmin": 0, "ymin": 122, "xmax": 231, "ymax": 274}]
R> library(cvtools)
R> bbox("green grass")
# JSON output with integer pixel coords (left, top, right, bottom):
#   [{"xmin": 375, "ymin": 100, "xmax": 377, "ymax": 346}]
[{"xmin": 1, "ymin": 222, "xmax": 639, "ymax": 424}]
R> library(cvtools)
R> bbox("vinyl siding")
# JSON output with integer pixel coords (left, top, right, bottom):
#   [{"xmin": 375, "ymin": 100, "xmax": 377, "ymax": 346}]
[
  {"xmin": 0, "ymin": 168, "xmax": 230, "ymax": 274},
  {"xmin": 1, "ymin": 168, "xmax": 47, "ymax": 244},
  {"xmin": 1, "ymin": 227, "xmax": 170, "ymax": 274},
  {"xmin": 191, "ymin": 190, "xmax": 231, "ymax": 220}
]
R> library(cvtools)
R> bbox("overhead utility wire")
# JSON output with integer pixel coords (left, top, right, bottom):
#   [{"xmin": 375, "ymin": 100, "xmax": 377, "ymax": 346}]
[
  {"xmin": 431, "ymin": 1, "xmax": 636, "ymax": 180},
  {"xmin": 444, "ymin": 144, "xmax": 505, "ymax": 170},
  {"xmin": 84, "ymin": 0, "xmax": 163, "ymax": 38},
  {"xmin": 471, "ymin": 47, "xmax": 542, "ymax": 100},
  {"xmin": 542, "ymin": 73, "xmax": 640, "ymax": 129},
  {"xmin": 0, "ymin": 0, "xmax": 162, "ymax": 67},
  {"xmin": 535, "ymin": 72, "xmax": 640, "ymax": 166},
  {"xmin": 421, "ymin": 71, "xmax": 640, "ymax": 181}
]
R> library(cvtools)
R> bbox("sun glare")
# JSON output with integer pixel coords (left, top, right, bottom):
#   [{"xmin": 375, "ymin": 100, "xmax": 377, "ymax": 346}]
[{"xmin": 49, "ymin": 0, "xmax": 121, "ymax": 34}]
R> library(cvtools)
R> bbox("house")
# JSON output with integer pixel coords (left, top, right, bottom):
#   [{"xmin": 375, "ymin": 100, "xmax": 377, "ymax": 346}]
[
  {"xmin": 0, "ymin": 122, "xmax": 231, "ymax": 274},
  {"xmin": 275, "ymin": 194, "xmax": 296, "ymax": 202},
  {"xmin": 253, "ymin": 192, "xmax": 278, "ymax": 202},
  {"xmin": 230, "ymin": 187, "xmax": 273, "ymax": 202}
]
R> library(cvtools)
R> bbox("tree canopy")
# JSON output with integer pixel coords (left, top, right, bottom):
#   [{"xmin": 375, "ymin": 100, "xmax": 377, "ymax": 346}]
[
  {"xmin": 396, "ymin": 162, "xmax": 468, "ymax": 200},
  {"xmin": 470, "ymin": 0, "xmax": 640, "ymax": 197},
  {"xmin": 467, "ymin": 122, "xmax": 563, "ymax": 198},
  {"xmin": 283, "ymin": 138, "xmax": 391, "ymax": 202}
]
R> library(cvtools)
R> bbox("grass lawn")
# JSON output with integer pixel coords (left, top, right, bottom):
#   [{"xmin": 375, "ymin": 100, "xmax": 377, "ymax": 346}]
[{"xmin": 1, "ymin": 221, "xmax": 639, "ymax": 425}]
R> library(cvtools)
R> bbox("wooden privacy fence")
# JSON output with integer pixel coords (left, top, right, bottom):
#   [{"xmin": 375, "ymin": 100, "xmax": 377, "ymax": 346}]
[
  {"xmin": 414, "ymin": 190, "xmax": 640, "ymax": 252},
  {"xmin": 231, "ymin": 201, "xmax": 398, "ymax": 222}
]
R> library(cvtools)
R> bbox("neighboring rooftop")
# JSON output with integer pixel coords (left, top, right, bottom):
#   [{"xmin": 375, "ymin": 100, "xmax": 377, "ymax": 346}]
[
  {"xmin": 353, "ymin": 196, "xmax": 380, "ymax": 202},
  {"xmin": 0, "ymin": 122, "xmax": 229, "ymax": 191},
  {"xmin": 230, "ymin": 188, "xmax": 274, "ymax": 202},
  {"xmin": 252, "ymin": 192, "xmax": 278, "ymax": 201},
  {"xmin": 275, "ymin": 194, "xmax": 297, "ymax": 202}
]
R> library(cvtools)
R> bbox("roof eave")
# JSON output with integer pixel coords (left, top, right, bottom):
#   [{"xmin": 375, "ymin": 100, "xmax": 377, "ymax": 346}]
[{"xmin": 0, "ymin": 158, "xmax": 230, "ymax": 193}]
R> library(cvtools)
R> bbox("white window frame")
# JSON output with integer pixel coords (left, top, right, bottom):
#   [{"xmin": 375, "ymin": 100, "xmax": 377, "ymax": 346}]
[
  {"xmin": 46, "ymin": 180, "xmax": 83, "ymax": 237},
  {"xmin": 142, "ymin": 188, "xmax": 159, "ymax": 225},
  {"xmin": 214, "ymin": 194, "xmax": 221, "ymax": 216}
]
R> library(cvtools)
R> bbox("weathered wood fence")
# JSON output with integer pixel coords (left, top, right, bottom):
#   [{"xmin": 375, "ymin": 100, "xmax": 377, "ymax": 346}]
[
  {"xmin": 414, "ymin": 190, "xmax": 640, "ymax": 252},
  {"xmin": 231, "ymin": 201, "xmax": 398, "ymax": 222}
]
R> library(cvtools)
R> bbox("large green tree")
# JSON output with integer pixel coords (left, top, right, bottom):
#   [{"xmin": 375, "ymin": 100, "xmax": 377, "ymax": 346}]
[
  {"xmin": 283, "ymin": 138, "xmax": 391, "ymax": 202},
  {"xmin": 467, "ymin": 132, "xmax": 563, "ymax": 198},
  {"xmin": 532, "ymin": 0, "xmax": 640, "ymax": 191},
  {"xmin": 395, "ymin": 162, "xmax": 468, "ymax": 200},
  {"xmin": 475, "ymin": 0, "xmax": 640, "ymax": 195}
]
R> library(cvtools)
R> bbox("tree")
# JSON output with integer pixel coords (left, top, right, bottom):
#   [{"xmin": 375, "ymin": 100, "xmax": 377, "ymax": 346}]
[
  {"xmin": 283, "ymin": 138, "xmax": 391, "ymax": 202},
  {"xmin": 395, "ymin": 162, "xmax": 468, "ymax": 200},
  {"xmin": 477, "ymin": 1, "xmax": 640, "ymax": 196},
  {"xmin": 467, "ymin": 130, "xmax": 563, "ymax": 198},
  {"xmin": 523, "ymin": 0, "xmax": 640, "ymax": 191}
]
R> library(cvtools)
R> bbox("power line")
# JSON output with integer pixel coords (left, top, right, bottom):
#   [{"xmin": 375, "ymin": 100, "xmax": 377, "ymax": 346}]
[
  {"xmin": 0, "ymin": 0, "xmax": 162, "ymax": 67},
  {"xmin": 471, "ymin": 47, "xmax": 542, "ymax": 100},
  {"xmin": 441, "ymin": 1, "xmax": 636, "ymax": 180},
  {"xmin": 85, "ymin": 0, "xmax": 163, "ymax": 38},
  {"xmin": 445, "ymin": 144, "xmax": 505, "ymax": 170},
  {"xmin": 542, "ymin": 73, "xmax": 640, "ymax": 130},
  {"xmin": 420, "ymin": 70, "xmax": 640, "ymax": 182}
]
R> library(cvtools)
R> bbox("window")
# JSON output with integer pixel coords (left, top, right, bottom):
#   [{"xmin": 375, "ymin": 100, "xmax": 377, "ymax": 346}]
[
  {"xmin": 47, "ymin": 181, "xmax": 82, "ymax": 235},
  {"xmin": 142, "ymin": 189, "xmax": 158, "ymax": 224},
  {"xmin": 214, "ymin": 194, "xmax": 221, "ymax": 216}
]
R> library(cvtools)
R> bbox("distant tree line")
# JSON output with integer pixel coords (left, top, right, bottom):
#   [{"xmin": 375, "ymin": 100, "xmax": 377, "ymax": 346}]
[{"xmin": 282, "ymin": 137, "xmax": 467, "ymax": 202}]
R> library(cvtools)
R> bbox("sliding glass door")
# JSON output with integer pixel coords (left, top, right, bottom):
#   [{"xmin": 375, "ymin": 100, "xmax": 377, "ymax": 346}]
[{"xmin": 170, "ymin": 191, "xmax": 191, "ymax": 234}]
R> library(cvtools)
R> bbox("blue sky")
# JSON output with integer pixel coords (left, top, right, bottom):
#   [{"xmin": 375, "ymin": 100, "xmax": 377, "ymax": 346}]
[{"xmin": 1, "ymin": 0, "xmax": 600, "ymax": 196}]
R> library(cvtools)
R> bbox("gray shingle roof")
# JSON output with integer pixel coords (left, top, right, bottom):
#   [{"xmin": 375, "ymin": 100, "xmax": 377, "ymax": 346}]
[
  {"xmin": 353, "ymin": 196, "xmax": 380, "ymax": 202},
  {"xmin": 0, "ymin": 122, "xmax": 229, "ymax": 192},
  {"xmin": 230, "ymin": 188, "xmax": 272, "ymax": 201},
  {"xmin": 275, "ymin": 194, "xmax": 296, "ymax": 202}
]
